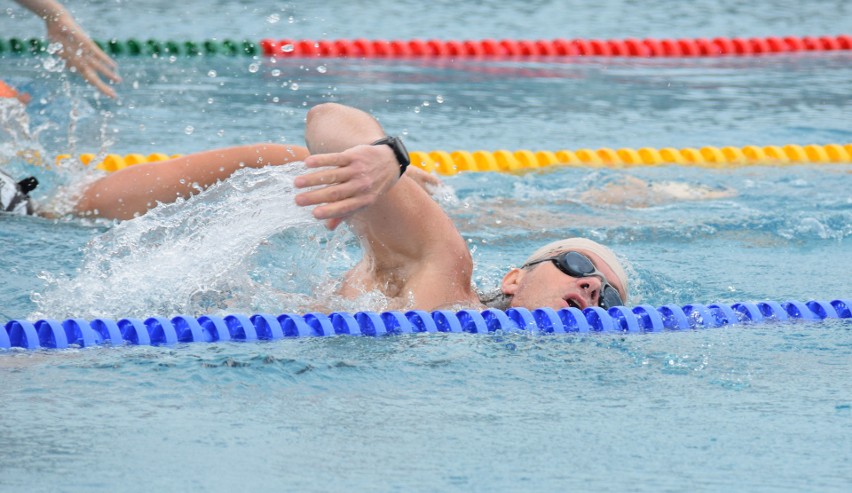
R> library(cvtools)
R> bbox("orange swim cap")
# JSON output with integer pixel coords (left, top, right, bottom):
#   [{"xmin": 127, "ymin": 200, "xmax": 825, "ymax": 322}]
[{"xmin": 0, "ymin": 80, "xmax": 20, "ymax": 98}]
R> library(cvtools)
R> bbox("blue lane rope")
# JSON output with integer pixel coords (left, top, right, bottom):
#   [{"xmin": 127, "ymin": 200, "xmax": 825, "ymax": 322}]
[{"xmin": 2, "ymin": 299, "xmax": 850, "ymax": 350}]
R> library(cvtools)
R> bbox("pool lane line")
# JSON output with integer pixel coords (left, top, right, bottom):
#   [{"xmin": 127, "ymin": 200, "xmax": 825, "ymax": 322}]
[
  {"xmin": 3, "ymin": 299, "xmax": 850, "ymax": 349},
  {"xmin": 54, "ymin": 143, "xmax": 852, "ymax": 175},
  {"xmin": 1, "ymin": 35, "xmax": 850, "ymax": 58}
]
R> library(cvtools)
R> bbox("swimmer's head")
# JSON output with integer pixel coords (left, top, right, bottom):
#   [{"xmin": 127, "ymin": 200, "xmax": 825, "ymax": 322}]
[
  {"xmin": 1, "ymin": 170, "xmax": 38, "ymax": 216},
  {"xmin": 498, "ymin": 237, "xmax": 629, "ymax": 311}
]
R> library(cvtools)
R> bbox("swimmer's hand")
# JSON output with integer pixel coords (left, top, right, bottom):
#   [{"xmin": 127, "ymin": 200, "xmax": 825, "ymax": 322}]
[
  {"xmin": 294, "ymin": 144, "xmax": 400, "ymax": 230},
  {"xmin": 45, "ymin": 10, "xmax": 121, "ymax": 98},
  {"xmin": 405, "ymin": 166, "xmax": 441, "ymax": 191}
]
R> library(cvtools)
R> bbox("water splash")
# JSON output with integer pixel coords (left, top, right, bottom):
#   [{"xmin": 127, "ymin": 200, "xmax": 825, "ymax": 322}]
[
  {"xmin": 0, "ymin": 98, "xmax": 47, "ymax": 168},
  {"xmin": 31, "ymin": 164, "xmax": 354, "ymax": 320}
]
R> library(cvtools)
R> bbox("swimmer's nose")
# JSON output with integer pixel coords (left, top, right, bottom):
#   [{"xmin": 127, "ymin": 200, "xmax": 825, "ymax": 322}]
[{"xmin": 579, "ymin": 276, "xmax": 602, "ymax": 305}]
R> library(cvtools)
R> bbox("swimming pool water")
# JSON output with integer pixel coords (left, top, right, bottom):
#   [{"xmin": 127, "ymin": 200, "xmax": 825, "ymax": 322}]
[{"xmin": 2, "ymin": 1, "xmax": 851, "ymax": 491}]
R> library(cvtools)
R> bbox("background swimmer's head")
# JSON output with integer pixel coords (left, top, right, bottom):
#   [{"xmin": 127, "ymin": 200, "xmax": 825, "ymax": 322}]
[{"xmin": 494, "ymin": 237, "xmax": 629, "ymax": 311}]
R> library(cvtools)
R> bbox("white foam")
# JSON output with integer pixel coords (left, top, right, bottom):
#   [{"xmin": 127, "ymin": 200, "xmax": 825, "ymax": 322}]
[{"xmin": 30, "ymin": 164, "xmax": 354, "ymax": 319}]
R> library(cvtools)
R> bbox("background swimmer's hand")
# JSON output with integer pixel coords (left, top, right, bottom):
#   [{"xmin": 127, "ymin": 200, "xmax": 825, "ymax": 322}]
[
  {"xmin": 405, "ymin": 166, "xmax": 442, "ymax": 192},
  {"xmin": 16, "ymin": 0, "xmax": 120, "ymax": 98},
  {"xmin": 45, "ymin": 11, "xmax": 120, "ymax": 98},
  {"xmin": 294, "ymin": 144, "xmax": 400, "ymax": 230}
]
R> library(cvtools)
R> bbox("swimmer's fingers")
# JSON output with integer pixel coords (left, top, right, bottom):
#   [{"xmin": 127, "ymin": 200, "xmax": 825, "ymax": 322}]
[
  {"xmin": 297, "ymin": 146, "xmax": 398, "ymax": 193},
  {"xmin": 77, "ymin": 66, "xmax": 117, "ymax": 99},
  {"xmin": 302, "ymin": 152, "xmax": 352, "ymax": 170},
  {"xmin": 85, "ymin": 40, "xmax": 119, "ymax": 70},
  {"xmin": 294, "ymin": 177, "xmax": 375, "ymax": 213},
  {"xmin": 86, "ymin": 53, "xmax": 121, "ymax": 83},
  {"xmin": 312, "ymin": 195, "xmax": 375, "ymax": 223},
  {"xmin": 46, "ymin": 15, "xmax": 121, "ymax": 98},
  {"xmin": 405, "ymin": 166, "xmax": 441, "ymax": 190},
  {"xmin": 293, "ymin": 165, "xmax": 349, "ymax": 189}
]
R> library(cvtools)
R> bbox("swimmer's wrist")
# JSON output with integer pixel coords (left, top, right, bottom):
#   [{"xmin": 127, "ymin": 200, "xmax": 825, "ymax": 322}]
[{"xmin": 371, "ymin": 136, "xmax": 410, "ymax": 176}]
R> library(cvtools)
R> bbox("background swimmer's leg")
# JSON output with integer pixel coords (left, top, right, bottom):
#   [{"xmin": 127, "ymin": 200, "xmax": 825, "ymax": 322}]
[{"xmin": 74, "ymin": 143, "xmax": 309, "ymax": 220}]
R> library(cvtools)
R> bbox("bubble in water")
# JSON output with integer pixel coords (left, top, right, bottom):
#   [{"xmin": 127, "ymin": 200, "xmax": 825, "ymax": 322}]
[
  {"xmin": 436, "ymin": 95, "xmax": 444, "ymax": 103},
  {"xmin": 248, "ymin": 63, "xmax": 260, "ymax": 73},
  {"xmin": 42, "ymin": 56, "xmax": 64, "ymax": 73},
  {"xmin": 290, "ymin": 82, "xmax": 299, "ymax": 91},
  {"xmin": 271, "ymin": 69, "xmax": 281, "ymax": 77},
  {"xmin": 413, "ymin": 107, "xmax": 421, "ymax": 113},
  {"xmin": 184, "ymin": 125, "xmax": 194, "ymax": 135},
  {"xmin": 282, "ymin": 44, "xmax": 295, "ymax": 53},
  {"xmin": 317, "ymin": 65, "xmax": 327, "ymax": 74},
  {"xmin": 207, "ymin": 98, "xmax": 214, "ymax": 104},
  {"xmin": 422, "ymin": 101, "xmax": 430, "ymax": 107},
  {"xmin": 217, "ymin": 130, "xmax": 225, "ymax": 137},
  {"xmin": 266, "ymin": 13, "xmax": 280, "ymax": 24}
]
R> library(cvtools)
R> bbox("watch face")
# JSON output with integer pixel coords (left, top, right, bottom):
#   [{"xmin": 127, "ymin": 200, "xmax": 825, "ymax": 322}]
[{"xmin": 391, "ymin": 136, "xmax": 410, "ymax": 165}]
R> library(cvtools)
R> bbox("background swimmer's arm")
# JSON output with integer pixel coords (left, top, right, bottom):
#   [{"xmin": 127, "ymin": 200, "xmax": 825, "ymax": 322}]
[
  {"xmin": 75, "ymin": 144, "xmax": 310, "ymax": 220},
  {"xmin": 295, "ymin": 103, "xmax": 477, "ymax": 309},
  {"xmin": 15, "ymin": 0, "xmax": 120, "ymax": 98}
]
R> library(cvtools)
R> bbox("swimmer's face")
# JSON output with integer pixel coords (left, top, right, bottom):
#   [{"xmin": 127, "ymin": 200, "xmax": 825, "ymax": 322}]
[{"xmin": 501, "ymin": 249, "xmax": 627, "ymax": 311}]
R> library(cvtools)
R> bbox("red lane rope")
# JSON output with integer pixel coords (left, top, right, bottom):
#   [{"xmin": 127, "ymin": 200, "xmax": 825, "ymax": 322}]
[{"xmin": 260, "ymin": 35, "xmax": 851, "ymax": 58}]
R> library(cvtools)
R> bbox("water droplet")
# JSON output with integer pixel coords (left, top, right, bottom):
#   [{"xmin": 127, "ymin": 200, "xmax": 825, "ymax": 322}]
[
  {"xmin": 248, "ymin": 63, "xmax": 260, "ymax": 73},
  {"xmin": 207, "ymin": 98, "xmax": 214, "ymax": 104},
  {"xmin": 272, "ymin": 97, "xmax": 280, "ymax": 103},
  {"xmin": 207, "ymin": 70, "xmax": 217, "ymax": 78},
  {"xmin": 413, "ymin": 107, "xmax": 421, "ymax": 113},
  {"xmin": 436, "ymin": 95, "xmax": 444, "ymax": 103},
  {"xmin": 422, "ymin": 101, "xmax": 430, "ymax": 107},
  {"xmin": 266, "ymin": 13, "xmax": 280, "ymax": 24},
  {"xmin": 289, "ymin": 82, "xmax": 299, "ymax": 90},
  {"xmin": 271, "ymin": 69, "xmax": 281, "ymax": 77},
  {"xmin": 184, "ymin": 125, "xmax": 194, "ymax": 135},
  {"xmin": 317, "ymin": 65, "xmax": 327, "ymax": 74}
]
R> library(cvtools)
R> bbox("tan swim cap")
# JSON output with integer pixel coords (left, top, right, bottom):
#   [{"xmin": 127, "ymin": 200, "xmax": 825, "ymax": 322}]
[{"xmin": 523, "ymin": 237, "xmax": 629, "ymax": 300}]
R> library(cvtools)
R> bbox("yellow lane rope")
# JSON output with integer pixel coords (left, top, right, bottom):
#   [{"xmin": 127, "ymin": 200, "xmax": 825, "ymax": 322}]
[{"xmin": 57, "ymin": 143, "xmax": 852, "ymax": 175}]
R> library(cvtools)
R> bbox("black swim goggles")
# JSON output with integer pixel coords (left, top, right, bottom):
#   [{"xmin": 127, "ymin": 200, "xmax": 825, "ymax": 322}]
[{"xmin": 522, "ymin": 251, "xmax": 624, "ymax": 309}]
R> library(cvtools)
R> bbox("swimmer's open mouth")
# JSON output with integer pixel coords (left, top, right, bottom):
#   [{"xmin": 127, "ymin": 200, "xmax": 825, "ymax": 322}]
[{"xmin": 564, "ymin": 296, "xmax": 584, "ymax": 310}]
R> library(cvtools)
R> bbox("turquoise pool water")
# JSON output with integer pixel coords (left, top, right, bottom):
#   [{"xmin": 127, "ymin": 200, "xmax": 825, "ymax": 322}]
[{"xmin": 2, "ymin": 0, "xmax": 851, "ymax": 491}]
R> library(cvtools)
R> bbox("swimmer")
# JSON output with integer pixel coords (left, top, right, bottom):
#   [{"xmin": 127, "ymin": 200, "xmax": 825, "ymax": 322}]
[
  {"xmin": 291, "ymin": 103, "xmax": 629, "ymax": 312},
  {"xmin": 3, "ymin": 102, "xmax": 629, "ymax": 312},
  {"xmin": 13, "ymin": 0, "xmax": 121, "ymax": 98}
]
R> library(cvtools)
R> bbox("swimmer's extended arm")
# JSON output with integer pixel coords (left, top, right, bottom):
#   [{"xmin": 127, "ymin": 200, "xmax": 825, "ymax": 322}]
[
  {"xmin": 295, "ymin": 103, "xmax": 477, "ymax": 309},
  {"xmin": 76, "ymin": 144, "xmax": 309, "ymax": 220},
  {"xmin": 15, "ymin": 0, "xmax": 120, "ymax": 98}
]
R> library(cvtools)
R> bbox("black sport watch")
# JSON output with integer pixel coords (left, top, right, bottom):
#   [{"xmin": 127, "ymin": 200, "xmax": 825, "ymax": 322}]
[{"xmin": 371, "ymin": 136, "xmax": 411, "ymax": 176}]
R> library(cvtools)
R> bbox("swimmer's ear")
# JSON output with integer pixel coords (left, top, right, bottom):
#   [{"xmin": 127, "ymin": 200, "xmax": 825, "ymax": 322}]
[{"xmin": 500, "ymin": 268, "xmax": 525, "ymax": 296}]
